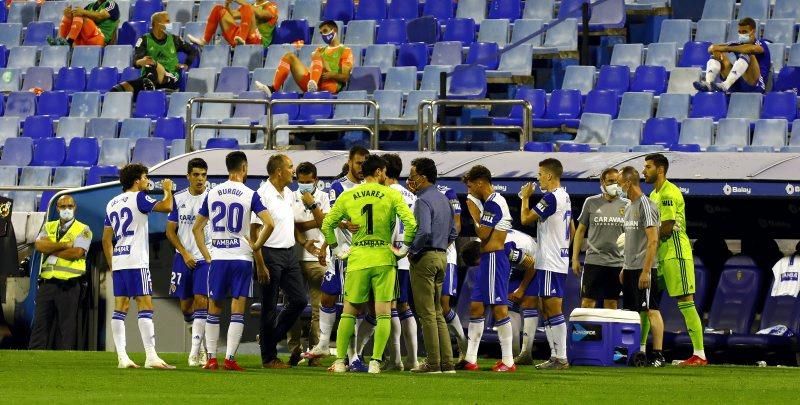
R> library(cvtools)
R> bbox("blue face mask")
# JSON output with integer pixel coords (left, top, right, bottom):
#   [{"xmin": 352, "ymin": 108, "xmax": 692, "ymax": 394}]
[
  {"xmin": 297, "ymin": 183, "xmax": 315, "ymax": 195},
  {"xmin": 321, "ymin": 31, "xmax": 336, "ymax": 45}
]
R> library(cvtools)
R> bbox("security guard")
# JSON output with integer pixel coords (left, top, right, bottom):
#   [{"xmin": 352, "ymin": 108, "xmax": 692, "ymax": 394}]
[{"xmin": 30, "ymin": 195, "xmax": 92, "ymax": 350}]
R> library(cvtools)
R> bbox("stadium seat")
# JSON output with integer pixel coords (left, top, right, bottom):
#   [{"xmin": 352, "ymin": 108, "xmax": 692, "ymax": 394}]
[
  {"xmin": 56, "ymin": 117, "xmax": 89, "ymax": 145},
  {"xmin": 763, "ymin": 19, "xmax": 794, "ymax": 46},
  {"xmin": 773, "ymin": 0, "xmax": 800, "ymax": 20},
  {"xmin": 36, "ymin": 91, "xmax": 68, "ymax": 119},
  {"xmin": 100, "ymin": 92, "xmax": 133, "ymax": 119},
  {"xmin": 561, "ymin": 65, "xmax": 595, "ymax": 95},
  {"xmin": 597, "ymin": 119, "xmax": 641, "ymax": 152},
  {"xmin": 448, "ymin": 65, "xmax": 486, "ymax": 100},
  {"xmin": 488, "ymin": 0, "xmax": 521, "ymax": 20},
  {"xmin": 556, "ymin": 0, "xmax": 584, "ymax": 20},
  {"xmin": 656, "ymin": 93, "xmax": 691, "ymax": 120},
  {"xmin": 117, "ymin": 0, "xmax": 132, "ymax": 22},
  {"xmin": 86, "ymin": 165, "xmax": 119, "ymax": 185},
  {"xmin": 533, "ymin": 88, "xmax": 581, "ymax": 128},
  {"xmin": 4, "ymin": 91, "xmax": 36, "ymax": 116},
  {"xmin": 583, "ymin": 89, "xmax": 619, "ymax": 118},
  {"xmin": 230, "ymin": 45, "xmax": 263, "ymax": 72},
  {"xmin": 0, "ymin": 116, "xmax": 20, "ymax": 146},
  {"xmin": 609, "ymin": 43, "xmax": 643, "ymax": 71},
  {"xmin": 356, "ymin": 89, "xmax": 403, "ymax": 125},
  {"xmin": 40, "ymin": 46, "xmax": 70, "ymax": 69},
  {"xmin": 346, "ymin": 66, "xmax": 382, "ymax": 93},
  {"xmin": 52, "ymin": 166, "xmax": 85, "ymax": 190},
  {"xmin": 7, "ymin": 45, "xmax": 36, "ymax": 69},
  {"xmin": 768, "ymin": 43, "xmax": 786, "ymax": 76},
  {"xmin": 23, "ymin": 22, "xmax": 54, "ymax": 46},
  {"xmin": 70, "ymin": 46, "xmax": 103, "ymax": 70},
  {"xmin": 422, "ymin": 0, "xmax": 454, "ymax": 21},
  {"xmin": 690, "ymin": 92, "xmax": 727, "ymax": 121},
  {"xmin": 67, "ymin": 92, "xmax": 101, "ymax": 118},
  {"xmin": 456, "ymin": 0, "xmax": 486, "ymax": 24},
  {"xmin": 200, "ymin": 45, "xmax": 231, "ymax": 69},
  {"xmin": 708, "ymin": 118, "xmax": 750, "ymax": 151},
  {"xmin": 420, "ymin": 65, "xmax": 452, "ymax": 91},
  {"xmin": 726, "ymin": 294, "xmax": 800, "ymax": 360},
  {"xmin": 131, "ymin": 137, "xmax": 167, "ymax": 167},
  {"xmin": 131, "ymin": 0, "xmax": 163, "ymax": 21},
  {"xmin": 132, "ymin": 91, "xmax": 167, "ymax": 119},
  {"xmin": 232, "ymin": 91, "xmax": 267, "ymax": 121},
  {"xmin": 120, "ymin": 118, "xmax": 152, "ymax": 139},
  {"xmin": 407, "ymin": 15, "xmax": 441, "ymax": 45},
  {"xmin": 558, "ymin": 143, "xmax": 591, "ymax": 152},
  {"xmin": 22, "ymin": 115, "xmax": 55, "ymax": 139},
  {"xmin": 185, "ymin": 68, "xmax": 217, "ymax": 94},
  {"xmin": 572, "ymin": 113, "xmax": 613, "ymax": 145},
  {"xmin": 86, "ymin": 67, "xmax": 119, "ymax": 93},
  {"xmin": 430, "ymin": 41, "xmax": 462, "ymax": 66},
  {"xmin": 22, "ymin": 66, "xmax": 54, "ymax": 91},
  {"xmin": 265, "ymin": 44, "xmax": 296, "ymax": 69},
  {"xmin": 363, "ymin": 44, "xmax": 396, "ymax": 74},
  {"xmin": 291, "ymin": 91, "xmax": 334, "ymax": 124},
  {"xmin": 0, "ymin": 68, "xmax": 20, "ymax": 92},
  {"xmin": 678, "ymin": 41, "xmax": 712, "ymax": 68},
  {"xmin": 316, "ymin": 90, "xmax": 369, "ymax": 125},
  {"xmin": 344, "ymin": 20, "xmax": 375, "ymax": 46},
  {"xmin": 667, "ymin": 67, "xmax": 702, "ymax": 95},
  {"xmin": 323, "ymin": 0, "xmax": 354, "ymax": 23},
  {"xmin": 216, "ymin": 67, "xmax": 249, "ymax": 93},
  {"xmin": 587, "ymin": 0, "xmax": 625, "ymax": 31},
  {"xmin": 383, "ymin": 90, "xmax": 437, "ymax": 126},
  {"xmin": 466, "ymin": 42, "xmax": 500, "ymax": 70},
  {"xmin": 220, "ymin": 118, "xmax": 258, "ymax": 145},
  {"xmin": 98, "ymin": 138, "xmax": 132, "ymax": 167},
  {"xmin": 30, "ymin": 137, "xmax": 66, "ymax": 167},
  {"xmin": 644, "ymin": 42, "xmax": 676, "ymax": 71},
  {"xmin": 761, "ymin": 91, "xmax": 798, "ymax": 121},
  {"xmin": 355, "ymin": 0, "xmax": 386, "ymax": 20},
  {"xmin": 54, "ymin": 67, "xmax": 87, "ymax": 94},
  {"xmin": 630, "ymin": 65, "xmax": 668, "ymax": 95},
  {"xmin": 511, "ymin": 18, "xmax": 545, "ymax": 47},
  {"xmin": 694, "ymin": 19, "xmax": 728, "ymax": 44},
  {"xmin": 0, "ymin": 23, "xmax": 23, "ymax": 47},
  {"xmin": 492, "ymin": 87, "xmax": 546, "ymax": 126},
  {"xmin": 206, "ymin": 137, "xmax": 239, "ymax": 149},
  {"xmin": 387, "ymin": 0, "xmax": 418, "ymax": 20},
  {"xmin": 617, "ymin": 92, "xmax": 654, "ymax": 120},
  {"xmin": 478, "ymin": 19, "xmax": 509, "ymax": 48},
  {"xmin": 0, "ymin": 45, "xmax": 7, "ymax": 68},
  {"xmin": 117, "ymin": 21, "xmax": 147, "ymax": 47},
  {"xmin": 270, "ymin": 91, "xmax": 301, "ymax": 121},
  {"xmin": 745, "ymin": 119, "xmax": 788, "ymax": 152},
  {"xmin": 297, "ymin": 44, "xmax": 318, "ymax": 66},
  {"xmin": 658, "ymin": 19, "xmax": 691, "ymax": 46},
  {"xmin": 86, "ymin": 117, "xmax": 120, "ymax": 139},
  {"xmin": 153, "ymin": 116, "xmax": 186, "ymax": 140},
  {"xmin": 701, "ymin": 0, "xmax": 735, "ymax": 20},
  {"xmin": 523, "ymin": 142, "xmax": 554, "ymax": 152},
  {"xmin": 533, "ymin": 18, "xmax": 578, "ymax": 54},
  {"xmin": 737, "ymin": 0, "xmax": 769, "ymax": 20},
  {"xmin": 0, "ymin": 137, "xmax": 33, "ymax": 166},
  {"xmin": 782, "ymin": 121, "xmax": 800, "ymax": 152},
  {"xmin": 42, "ymin": 1, "xmax": 70, "ymax": 24},
  {"xmin": 291, "ymin": 0, "xmax": 322, "ymax": 26},
  {"xmin": 168, "ymin": 92, "xmax": 201, "ymax": 119},
  {"xmin": 383, "ymin": 66, "xmax": 417, "ymax": 93},
  {"xmin": 190, "ymin": 118, "xmax": 218, "ymax": 146},
  {"xmin": 772, "ymin": 66, "xmax": 800, "ymax": 93},
  {"xmin": 522, "ymin": 0, "xmax": 553, "ymax": 20},
  {"xmin": 443, "ymin": 18, "xmax": 476, "ymax": 46},
  {"xmin": 273, "ymin": 20, "xmax": 311, "ymax": 44},
  {"xmin": 641, "ymin": 117, "xmax": 679, "ymax": 147},
  {"xmin": 200, "ymin": 92, "xmax": 235, "ymax": 119},
  {"xmin": 726, "ymin": 93, "xmax": 762, "ymax": 121},
  {"xmin": 397, "ymin": 42, "xmax": 429, "ymax": 71},
  {"xmin": 165, "ymin": 0, "xmax": 194, "ymax": 23},
  {"xmin": 102, "ymin": 45, "xmax": 134, "ymax": 72}
]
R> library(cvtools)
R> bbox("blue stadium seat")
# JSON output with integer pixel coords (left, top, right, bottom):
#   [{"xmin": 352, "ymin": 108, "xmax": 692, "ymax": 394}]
[
  {"xmin": 456, "ymin": 0, "xmax": 486, "ymax": 25},
  {"xmin": 383, "ymin": 66, "xmax": 417, "ymax": 93},
  {"xmin": 120, "ymin": 118, "xmax": 152, "ymax": 139},
  {"xmin": 448, "ymin": 64, "xmax": 486, "ymax": 100},
  {"xmin": 231, "ymin": 45, "xmax": 264, "ymax": 71},
  {"xmin": 477, "ymin": 19, "xmax": 509, "ymax": 48},
  {"xmin": 98, "ymin": 138, "xmax": 132, "ymax": 166},
  {"xmin": 22, "ymin": 115, "xmax": 55, "ymax": 139},
  {"xmin": 660, "ymin": 263, "xmax": 708, "ymax": 333},
  {"xmin": 617, "ymin": 91, "xmax": 654, "ymax": 120},
  {"xmin": 556, "ymin": 0, "xmax": 584, "ymax": 20},
  {"xmin": 291, "ymin": 0, "xmax": 323, "ymax": 26},
  {"xmin": 658, "ymin": 19, "xmax": 691, "ymax": 46},
  {"xmin": 656, "ymin": 93, "xmax": 691, "ymax": 120},
  {"xmin": 559, "ymin": 143, "xmax": 591, "ymax": 152},
  {"xmin": 87, "ymin": 117, "xmax": 120, "ymax": 139},
  {"xmin": 595, "ymin": 65, "xmax": 631, "ymax": 95},
  {"xmin": 54, "ymin": 67, "xmax": 87, "ymax": 94},
  {"xmin": 708, "ymin": 118, "xmax": 750, "ymax": 151},
  {"xmin": 0, "ymin": 23, "xmax": 23, "ymax": 47},
  {"xmin": 763, "ymin": 19, "xmax": 794, "ymax": 46},
  {"xmin": 274, "ymin": 20, "xmax": 311, "ymax": 44},
  {"xmin": 762, "ymin": 91, "xmax": 798, "ymax": 121},
  {"xmin": 420, "ymin": 65, "xmax": 452, "ymax": 91},
  {"xmin": 772, "ymin": 66, "xmax": 800, "ymax": 93},
  {"xmin": 466, "ymin": 42, "xmax": 500, "ymax": 70},
  {"xmin": 31, "ymin": 137, "xmax": 66, "ymax": 167},
  {"xmin": 87, "ymin": 67, "xmax": 120, "ymax": 93},
  {"xmin": 523, "ymin": 142, "xmax": 554, "ymax": 152},
  {"xmin": 745, "ymin": 119, "xmax": 788, "ymax": 152},
  {"xmin": 120, "ymin": 67, "xmax": 140, "ymax": 83},
  {"xmin": 768, "ymin": 42, "xmax": 785, "ymax": 76},
  {"xmin": 609, "ymin": 43, "xmax": 643, "ymax": 71},
  {"xmin": 492, "ymin": 87, "xmax": 546, "ymax": 126},
  {"xmin": 782, "ymin": 120, "xmax": 800, "ymax": 152},
  {"xmin": 132, "ymin": 137, "xmax": 166, "ymax": 167},
  {"xmin": 117, "ymin": 0, "xmax": 132, "ymax": 22},
  {"xmin": 316, "ymin": 90, "xmax": 369, "ymax": 125},
  {"xmin": 206, "ymin": 137, "xmax": 240, "ymax": 149},
  {"xmin": 397, "ymin": 42, "xmax": 428, "ymax": 71},
  {"xmin": 40, "ymin": 46, "xmax": 69, "ymax": 69},
  {"xmin": 154, "ymin": 116, "xmax": 186, "ymax": 140},
  {"xmin": 344, "ymin": 20, "xmax": 376, "ymax": 46},
  {"xmin": 356, "ymin": 0, "xmax": 387, "ymax": 20},
  {"xmin": 118, "ymin": 20, "xmax": 148, "ymax": 47},
  {"xmin": 630, "ymin": 65, "xmax": 668, "ymax": 95},
  {"xmin": 430, "ymin": 41, "xmax": 462, "ymax": 66},
  {"xmin": 200, "ymin": 44, "xmax": 231, "ymax": 68},
  {"xmin": 534, "ymin": 18, "xmax": 578, "ymax": 54},
  {"xmin": 216, "ymin": 66, "xmax": 249, "ymax": 93},
  {"xmin": 291, "ymin": 91, "xmax": 334, "ymax": 125},
  {"xmin": 4, "ymin": 91, "xmax": 36, "ymax": 116},
  {"xmin": 388, "ymin": 0, "xmax": 419, "ymax": 20},
  {"xmin": 0, "ymin": 116, "xmax": 20, "ymax": 146},
  {"xmin": 270, "ymin": 91, "xmax": 301, "ymax": 121},
  {"xmin": 443, "ymin": 18, "xmax": 476, "ymax": 47},
  {"xmin": 694, "ymin": 19, "xmax": 727, "ymax": 44},
  {"xmin": 7, "ymin": 45, "xmax": 36, "ymax": 69},
  {"xmin": 24, "ymin": 22, "xmax": 54, "ymax": 46},
  {"xmin": 572, "ymin": 112, "xmax": 613, "ymax": 145},
  {"xmin": 37, "ymin": 91, "xmax": 69, "ymax": 119},
  {"xmin": 583, "ymin": 89, "xmax": 619, "ymax": 118},
  {"xmin": 690, "ymin": 92, "xmax": 727, "ymax": 121},
  {"xmin": 667, "ymin": 67, "xmax": 703, "ymax": 95},
  {"xmin": 69, "ymin": 92, "xmax": 102, "ymax": 118},
  {"xmin": 324, "ymin": 0, "xmax": 354, "ymax": 23},
  {"xmin": 70, "ymin": 46, "xmax": 103, "ymax": 70},
  {"xmin": 0, "ymin": 137, "xmax": 33, "ymax": 166},
  {"xmin": 533, "ymin": 88, "xmax": 581, "ymax": 128},
  {"xmin": 56, "ymin": 117, "xmax": 89, "ymax": 144},
  {"xmin": 22, "ymin": 66, "xmax": 54, "ymax": 91},
  {"xmin": 131, "ymin": 0, "xmax": 164, "ymax": 21},
  {"xmin": 406, "ymin": 15, "xmax": 440, "ymax": 45},
  {"xmin": 233, "ymin": 91, "xmax": 267, "ymax": 121},
  {"xmin": 363, "ymin": 44, "xmax": 396, "ymax": 74},
  {"xmin": 375, "ymin": 19, "xmax": 407, "ymax": 45},
  {"xmin": 645, "ymin": 42, "xmax": 676, "ymax": 71},
  {"xmin": 678, "ymin": 41, "xmax": 712, "ymax": 68},
  {"xmin": 0, "ymin": 68, "xmax": 21, "ymax": 92},
  {"xmin": 669, "ymin": 143, "xmax": 702, "ymax": 152},
  {"xmin": 422, "ymin": 0, "xmax": 454, "ymax": 21},
  {"xmin": 86, "ymin": 165, "xmax": 119, "ymax": 185},
  {"xmin": 0, "ymin": 44, "xmax": 7, "ymax": 68},
  {"xmin": 641, "ymin": 117, "xmax": 679, "ymax": 147},
  {"xmin": 102, "ymin": 45, "xmax": 134, "ymax": 72},
  {"xmin": 561, "ymin": 65, "xmax": 595, "ymax": 95},
  {"xmin": 347, "ymin": 66, "xmax": 382, "ymax": 93},
  {"xmin": 727, "ymin": 295, "xmax": 800, "ymax": 357},
  {"xmin": 488, "ymin": 0, "xmax": 521, "ymax": 21},
  {"xmin": 701, "ymin": 0, "xmax": 735, "ymax": 20},
  {"xmin": 598, "ymin": 119, "xmax": 641, "ymax": 152},
  {"xmin": 726, "ymin": 93, "xmax": 762, "ymax": 121}
]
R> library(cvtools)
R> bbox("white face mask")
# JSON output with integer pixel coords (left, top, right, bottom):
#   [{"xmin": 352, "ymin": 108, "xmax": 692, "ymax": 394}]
[
  {"xmin": 59, "ymin": 208, "xmax": 74, "ymax": 221},
  {"xmin": 602, "ymin": 183, "xmax": 621, "ymax": 197},
  {"xmin": 163, "ymin": 22, "xmax": 175, "ymax": 33},
  {"xmin": 738, "ymin": 33, "xmax": 751, "ymax": 43}
]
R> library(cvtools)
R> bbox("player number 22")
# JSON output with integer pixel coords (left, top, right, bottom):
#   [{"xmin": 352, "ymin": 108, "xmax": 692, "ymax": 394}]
[
  {"xmin": 109, "ymin": 207, "xmax": 134, "ymax": 237},
  {"xmin": 361, "ymin": 204, "xmax": 374, "ymax": 235}
]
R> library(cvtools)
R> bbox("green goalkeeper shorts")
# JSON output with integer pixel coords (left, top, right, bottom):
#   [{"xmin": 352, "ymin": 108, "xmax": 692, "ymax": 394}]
[
  {"xmin": 657, "ymin": 258, "xmax": 695, "ymax": 298},
  {"xmin": 343, "ymin": 265, "xmax": 396, "ymax": 304}
]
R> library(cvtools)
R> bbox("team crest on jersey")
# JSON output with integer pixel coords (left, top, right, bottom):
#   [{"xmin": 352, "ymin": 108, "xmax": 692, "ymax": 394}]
[
  {"xmin": 329, "ymin": 189, "xmax": 336, "ymax": 200},
  {"xmin": 736, "ymin": 270, "xmax": 743, "ymax": 281},
  {"xmin": 619, "ymin": 208, "xmax": 625, "ymax": 216},
  {"xmin": 81, "ymin": 228, "xmax": 91, "ymax": 239},
  {"xmin": 0, "ymin": 201, "xmax": 11, "ymax": 218}
]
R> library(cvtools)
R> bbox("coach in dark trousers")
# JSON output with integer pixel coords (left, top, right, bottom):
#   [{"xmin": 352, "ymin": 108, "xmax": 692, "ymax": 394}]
[
  {"xmin": 407, "ymin": 158, "xmax": 457, "ymax": 374},
  {"xmin": 253, "ymin": 154, "xmax": 308, "ymax": 369}
]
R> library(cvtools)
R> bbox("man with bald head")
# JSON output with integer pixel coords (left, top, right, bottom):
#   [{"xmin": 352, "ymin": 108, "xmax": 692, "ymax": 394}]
[{"xmin": 30, "ymin": 195, "xmax": 93, "ymax": 350}]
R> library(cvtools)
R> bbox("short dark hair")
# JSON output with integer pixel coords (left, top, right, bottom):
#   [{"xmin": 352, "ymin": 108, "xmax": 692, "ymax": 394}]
[
  {"xmin": 267, "ymin": 154, "xmax": 288, "ymax": 175},
  {"xmin": 739, "ymin": 17, "xmax": 757, "ymax": 31},
  {"xmin": 461, "ymin": 165, "xmax": 492, "ymax": 184},
  {"xmin": 319, "ymin": 20, "xmax": 338, "ymax": 31},
  {"xmin": 120, "ymin": 163, "xmax": 148, "ymax": 190},
  {"xmin": 539, "ymin": 158, "xmax": 564, "ymax": 178},
  {"xmin": 601, "ymin": 167, "xmax": 618, "ymax": 183},
  {"xmin": 383, "ymin": 153, "xmax": 402, "ymax": 179},
  {"xmin": 337, "ymin": 163, "xmax": 349, "ymax": 178},
  {"xmin": 460, "ymin": 240, "xmax": 481, "ymax": 267},
  {"xmin": 296, "ymin": 161, "xmax": 318, "ymax": 178},
  {"xmin": 187, "ymin": 158, "xmax": 208, "ymax": 174},
  {"xmin": 645, "ymin": 153, "xmax": 669, "ymax": 174},
  {"xmin": 361, "ymin": 154, "xmax": 387, "ymax": 178},
  {"xmin": 349, "ymin": 145, "xmax": 369, "ymax": 160},
  {"xmin": 411, "ymin": 157, "xmax": 437, "ymax": 184},
  {"xmin": 225, "ymin": 151, "xmax": 248, "ymax": 172},
  {"xmin": 620, "ymin": 166, "xmax": 640, "ymax": 184}
]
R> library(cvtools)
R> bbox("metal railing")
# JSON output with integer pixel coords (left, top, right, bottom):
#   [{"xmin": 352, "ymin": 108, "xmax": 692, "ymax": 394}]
[
  {"xmin": 186, "ymin": 97, "xmax": 380, "ymax": 151},
  {"xmin": 417, "ymin": 99, "xmax": 532, "ymax": 151}
]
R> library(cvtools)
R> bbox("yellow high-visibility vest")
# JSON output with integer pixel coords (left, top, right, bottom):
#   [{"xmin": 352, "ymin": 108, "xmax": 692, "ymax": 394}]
[{"xmin": 40, "ymin": 220, "xmax": 90, "ymax": 280}]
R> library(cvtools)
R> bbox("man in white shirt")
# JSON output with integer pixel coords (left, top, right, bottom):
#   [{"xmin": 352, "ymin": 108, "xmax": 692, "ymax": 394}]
[
  {"xmin": 252, "ymin": 154, "xmax": 308, "ymax": 369},
  {"xmin": 286, "ymin": 161, "xmax": 330, "ymax": 367}
]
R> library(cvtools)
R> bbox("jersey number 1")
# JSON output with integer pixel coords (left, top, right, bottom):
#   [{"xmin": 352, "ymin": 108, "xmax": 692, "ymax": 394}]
[{"xmin": 361, "ymin": 204, "xmax": 374, "ymax": 235}]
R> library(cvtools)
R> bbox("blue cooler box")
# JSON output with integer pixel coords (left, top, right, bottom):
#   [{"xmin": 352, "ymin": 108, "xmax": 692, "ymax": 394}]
[{"xmin": 567, "ymin": 308, "xmax": 641, "ymax": 366}]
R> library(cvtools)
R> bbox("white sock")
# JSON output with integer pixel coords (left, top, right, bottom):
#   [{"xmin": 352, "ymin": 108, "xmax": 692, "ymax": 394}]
[
  {"xmin": 225, "ymin": 313, "xmax": 244, "ymax": 361},
  {"xmin": 351, "ymin": 315, "xmax": 364, "ymax": 365},
  {"xmin": 508, "ymin": 310, "xmax": 521, "ymax": 357},
  {"xmin": 137, "ymin": 310, "xmax": 157, "ymax": 360},
  {"xmin": 356, "ymin": 314, "xmax": 376, "ymax": 356},
  {"xmin": 549, "ymin": 315, "xmax": 567, "ymax": 360},
  {"xmin": 544, "ymin": 322, "xmax": 555, "ymax": 358},
  {"xmin": 317, "ymin": 306, "xmax": 337, "ymax": 349},
  {"xmin": 205, "ymin": 314, "xmax": 221, "ymax": 359},
  {"xmin": 640, "ymin": 344, "xmax": 647, "ymax": 353},
  {"xmin": 390, "ymin": 309, "xmax": 402, "ymax": 364},
  {"xmin": 400, "ymin": 309, "xmax": 418, "ymax": 365},
  {"xmin": 465, "ymin": 317, "xmax": 485, "ymax": 364},
  {"xmin": 705, "ymin": 58, "xmax": 721, "ymax": 83},
  {"xmin": 496, "ymin": 317, "xmax": 514, "ymax": 367},
  {"xmin": 445, "ymin": 309, "xmax": 467, "ymax": 354},
  {"xmin": 521, "ymin": 309, "xmax": 539, "ymax": 355},
  {"xmin": 190, "ymin": 310, "xmax": 207, "ymax": 357},
  {"xmin": 722, "ymin": 57, "xmax": 749, "ymax": 90},
  {"xmin": 694, "ymin": 349, "xmax": 707, "ymax": 360},
  {"xmin": 111, "ymin": 311, "xmax": 128, "ymax": 361}
]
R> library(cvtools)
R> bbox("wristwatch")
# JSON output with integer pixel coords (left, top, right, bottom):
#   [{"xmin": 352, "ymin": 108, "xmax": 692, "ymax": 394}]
[{"xmin": 306, "ymin": 202, "xmax": 319, "ymax": 211}]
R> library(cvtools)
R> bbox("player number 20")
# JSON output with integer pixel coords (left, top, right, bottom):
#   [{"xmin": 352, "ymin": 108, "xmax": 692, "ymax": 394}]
[{"xmin": 211, "ymin": 201, "xmax": 245, "ymax": 233}]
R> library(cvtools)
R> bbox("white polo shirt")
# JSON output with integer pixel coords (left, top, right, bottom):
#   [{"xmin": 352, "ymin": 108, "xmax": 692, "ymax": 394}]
[
  {"xmin": 252, "ymin": 179, "xmax": 297, "ymax": 249},
  {"xmin": 293, "ymin": 188, "xmax": 331, "ymax": 262}
]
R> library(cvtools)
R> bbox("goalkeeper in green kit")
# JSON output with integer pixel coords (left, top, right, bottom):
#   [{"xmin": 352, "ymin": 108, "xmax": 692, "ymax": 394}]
[{"xmin": 319, "ymin": 155, "xmax": 417, "ymax": 374}]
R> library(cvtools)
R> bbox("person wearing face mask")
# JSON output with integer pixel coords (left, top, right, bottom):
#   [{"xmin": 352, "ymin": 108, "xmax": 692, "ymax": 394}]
[
  {"xmin": 572, "ymin": 168, "xmax": 629, "ymax": 311},
  {"xmin": 188, "ymin": 0, "xmax": 278, "ymax": 47},
  {"xmin": 285, "ymin": 161, "xmax": 330, "ymax": 367},
  {"xmin": 693, "ymin": 17, "xmax": 771, "ymax": 93},
  {"xmin": 30, "ymin": 195, "xmax": 93, "ymax": 350},
  {"xmin": 110, "ymin": 12, "xmax": 198, "ymax": 96},
  {"xmin": 254, "ymin": 20, "xmax": 354, "ymax": 96}
]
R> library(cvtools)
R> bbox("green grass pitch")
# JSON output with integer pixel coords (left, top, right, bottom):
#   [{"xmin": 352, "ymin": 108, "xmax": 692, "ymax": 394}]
[{"xmin": 1, "ymin": 351, "xmax": 797, "ymax": 403}]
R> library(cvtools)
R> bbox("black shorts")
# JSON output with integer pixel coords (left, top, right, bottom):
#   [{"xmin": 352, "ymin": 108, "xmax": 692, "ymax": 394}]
[
  {"xmin": 581, "ymin": 264, "xmax": 622, "ymax": 301},
  {"xmin": 622, "ymin": 269, "xmax": 661, "ymax": 312}
]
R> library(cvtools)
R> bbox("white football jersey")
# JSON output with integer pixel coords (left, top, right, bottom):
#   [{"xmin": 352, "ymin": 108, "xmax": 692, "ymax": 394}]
[
  {"xmin": 771, "ymin": 254, "xmax": 800, "ymax": 297},
  {"xmin": 105, "ymin": 191, "xmax": 158, "ymax": 271},
  {"xmin": 168, "ymin": 188, "xmax": 211, "ymax": 261},
  {"xmin": 533, "ymin": 187, "xmax": 571, "ymax": 274},
  {"xmin": 391, "ymin": 183, "xmax": 416, "ymax": 270},
  {"xmin": 293, "ymin": 188, "xmax": 331, "ymax": 262},
  {"xmin": 438, "ymin": 185, "xmax": 461, "ymax": 266},
  {"xmin": 505, "ymin": 229, "xmax": 538, "ymax": 269},
  {"xmin": 199, "ymin": 180, "xmax": 266, "ymax": 262},
  {"xmin": 328, "ymin": 175, "xmax": 362, "ymax": 248},
  {"xmin": 479, "ymin": 192, "xmax": 512, "ymax": 232}
]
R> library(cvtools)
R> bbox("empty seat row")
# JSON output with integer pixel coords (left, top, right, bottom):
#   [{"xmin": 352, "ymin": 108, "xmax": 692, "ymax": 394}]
[
  {"xmin": 660, "ymin": 17, "xmax": 800, "ymax": 48},
  {"xmin": 0, "ymin": 45, "xmax": 134, "ymax": 71}
]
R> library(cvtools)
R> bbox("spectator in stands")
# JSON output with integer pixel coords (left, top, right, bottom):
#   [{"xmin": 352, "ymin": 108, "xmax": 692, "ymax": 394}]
[
  {"xmin": 29, "ymin": 195, "xmax": 92, "ymax": 350},
  {"xmin": 188, "ymin": 0, "xmax": 278, "ymax": 48},
  {"xmin": 693, "ymin": 17, "xmax": 771, "ymax": 93},
  {"xmin": 110, "ymin": 12, "xmax": 198, "ymax": 96},
  {"xmin": 48, "ymin": 0, "xmax": 120, "ymax": 47},
  {"xmin": 254, "ymin": 20, "xmax": 353, "ymax": 96}
]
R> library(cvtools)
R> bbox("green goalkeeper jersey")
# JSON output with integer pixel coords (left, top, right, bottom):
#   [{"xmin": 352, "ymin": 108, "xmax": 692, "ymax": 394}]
[
  {"xmin": 649, "ymin": 180, "xmax": 694, "ymax": 263},
  {"xmin": 322, "ymin": 182, "xmax": 417, "ymax": 272}
]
